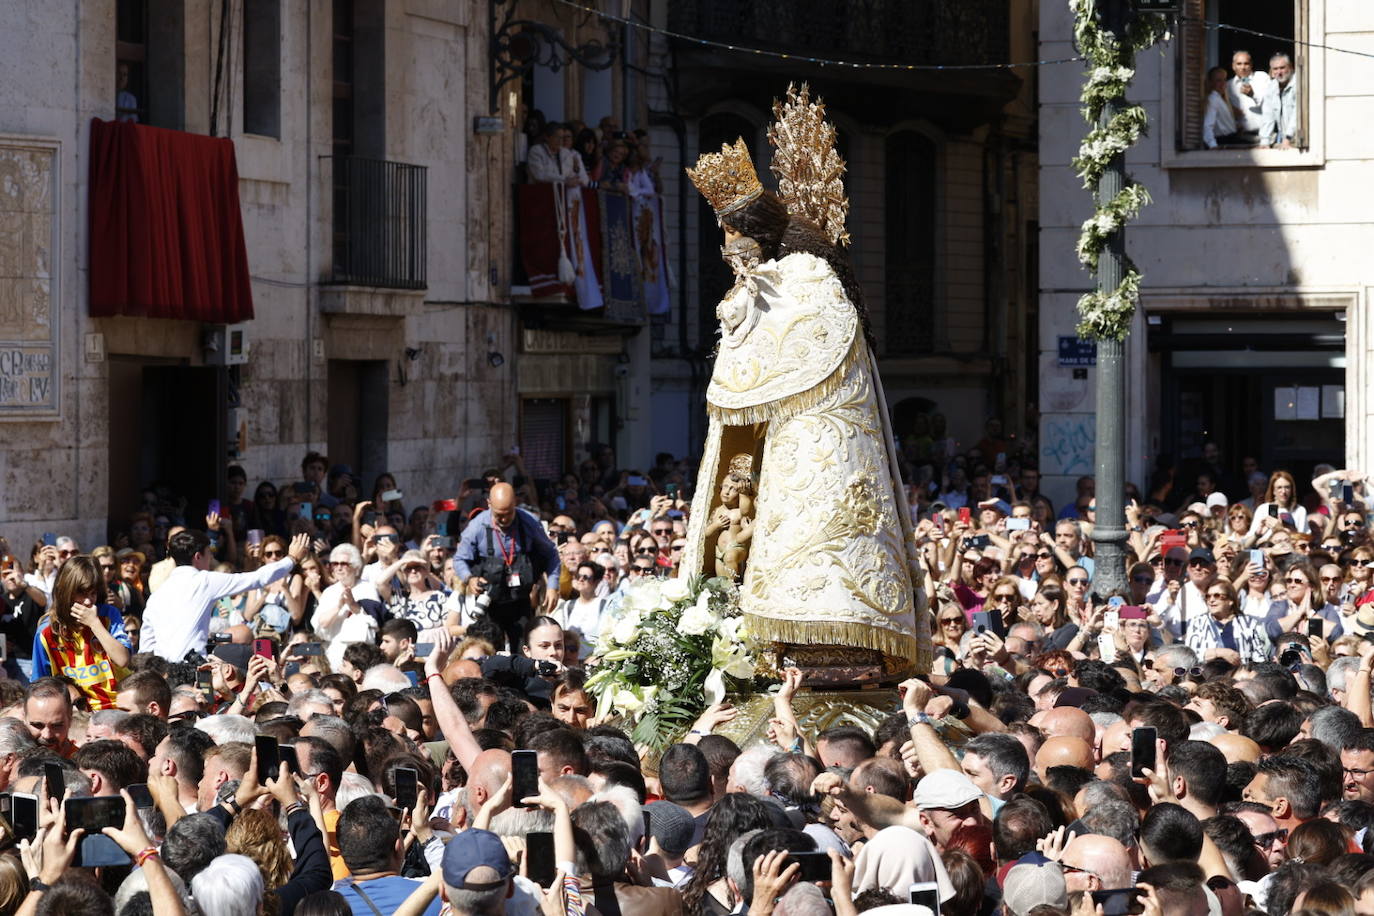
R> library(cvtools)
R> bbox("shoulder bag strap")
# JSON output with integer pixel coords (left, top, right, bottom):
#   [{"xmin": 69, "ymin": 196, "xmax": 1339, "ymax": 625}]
[{"xmin": 350, "ymin": 881, "xmax": 387, "ymax": 916}]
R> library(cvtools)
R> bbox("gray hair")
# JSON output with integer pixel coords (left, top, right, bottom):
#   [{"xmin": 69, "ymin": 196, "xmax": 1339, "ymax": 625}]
[
  {"xmin": 361, "ymin": 664, "xmax": 411, "ymax": 693},
  {"xmin": 162, "ymin": 813, "xmax": 227, "ymax": 881},
  {"xmin": 1077, "ymin": 779, "xmax": 1129, "ymax": 810},
  {"xmin": 196, "ymin": 714, "xmax": 256, "ymax": 746},
  {"xmin": 776, "ymin": 881, "xmax": 832, "ymax": 916},
  {"xmin": 1309, "ymin": 705, "xmax": 1363, "ymax": 755},
  {"xmin": 0, "ymin": 718, "xmax": 36, "ymax": 757},
  {"xmin": 337, "ymin": 771, "xmax": 380, "ymax": 810},
  {"xmin": 591, "ymin": 785, "xmax": 645, "ymax": 851},
  {"xmin": 727, "ymin": 829, "xmax": 764, "ymax": 900},
  {"xmin": 286, "ymin": 689, "xmax": 335, "ymax": 719},
  {"xmin": 731, "ymin": 745, "xmax": 779, "ymax": 797},
  {"xmin": 445, "ymin": 875, "xmax": 510, "ymax": 915},
  {"xmin": 1328, "ymin": 656, "xmax": 1362, "ymax": 695},
  {"xmin": 329, "ymin": 543, "xmax": 364, "ymax": 572},
  {"xmin": 91, "ymin": 709, "xmax": 131, "ymax": 730},
  {"xmin": 1189, "ymin": 722, "xmax": 1226, "ymax": 741},
  {"xmin": 1090, "ymin": 712, "xmax": 1123, "ymax": 731},
  {"xmin": 191, "ymin": 854, "xmax": 264, "ymax": 916},
  {"xmin": 1080, "ymin": 798, "xmax": 1139, "ymax": 848},
  {"xmin": 1153, "ymin": 644, "xmax": 1198, "ymax": 673},
  {"xmin": 114, "ymin": 858, "xmax": 194, "ymax": 914}
]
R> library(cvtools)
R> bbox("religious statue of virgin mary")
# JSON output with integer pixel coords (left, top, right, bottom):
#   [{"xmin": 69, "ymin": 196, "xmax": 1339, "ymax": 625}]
[{"xmin": 682, "ymin": 85, "xmax": 931, "ymax": 678}]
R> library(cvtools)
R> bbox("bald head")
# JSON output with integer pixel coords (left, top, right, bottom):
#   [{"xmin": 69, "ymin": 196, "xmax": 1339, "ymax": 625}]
[
  {"xmin": 470, "ymin": 749, "xmax": 512, "ymax": 812},
  {"xmin": 489, "ymin": 483, "xmax": 516, "ymax": 528},
  {"xmin": 1062, "ymin": 834, "xmax": 1133, "ymax": 890},
  {"xmin": 1040, "ymin": 707, "xmax": 1095, "ymax": 743},
  {"xmin": 1035, "ymin": 736, "xmax": 1095, "ymax": 781},
  {"xmin": 1210, "ymin": 732, "xmax": 1260, "ymax": 764}
]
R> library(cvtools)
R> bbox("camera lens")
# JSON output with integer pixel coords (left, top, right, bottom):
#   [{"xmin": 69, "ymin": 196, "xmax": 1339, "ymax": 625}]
[{"xmin": 475, "ymin": 593, "xmax": 491, "ymax": 610}]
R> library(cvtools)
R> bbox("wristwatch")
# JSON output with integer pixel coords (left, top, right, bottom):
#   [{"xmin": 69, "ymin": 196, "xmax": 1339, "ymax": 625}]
[
  {"xmin": 28, "ymin": 878, "xmax": 48, "ymax": 893},
  {"xmin": 907, "ymin": 713, "xmax": 933, "ymax": 728}
]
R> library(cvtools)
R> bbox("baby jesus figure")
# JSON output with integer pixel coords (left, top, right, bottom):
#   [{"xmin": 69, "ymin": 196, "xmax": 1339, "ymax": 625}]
[{"xmin": 705, "ymin": 454, "xmax": 756, "ymax": 580}]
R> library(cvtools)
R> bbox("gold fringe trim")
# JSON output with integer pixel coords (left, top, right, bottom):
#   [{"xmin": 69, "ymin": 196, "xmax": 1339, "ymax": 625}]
[
  {"xmin": 744, "ymin": 612, "xmax": 919, "ymax": 666},
  {"xmin": 707, "ymin": 336, "xmax": 864, "ymax": 427}
]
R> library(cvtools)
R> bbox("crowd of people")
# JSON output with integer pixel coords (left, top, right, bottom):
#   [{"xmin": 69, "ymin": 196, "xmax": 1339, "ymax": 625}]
[{"xmin": 0, "ymin": 434, "xmax": 1371, "ymax": 915}]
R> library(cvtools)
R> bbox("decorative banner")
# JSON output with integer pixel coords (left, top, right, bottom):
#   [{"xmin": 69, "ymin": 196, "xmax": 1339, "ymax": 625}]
[
  {"xmin": 0, "ymin": 137, "xmax": 59, "ymax": 418},
  {"xmin": 598, "ymin": 190, "xmax": 643, "ymax": 322},
  {"xmin": 636, "ymin": 195, "xmax": 671, "ymax": 316}
]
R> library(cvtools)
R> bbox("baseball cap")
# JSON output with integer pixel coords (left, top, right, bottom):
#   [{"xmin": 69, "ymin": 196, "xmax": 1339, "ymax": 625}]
[
  {"xmin": 211, "ymin": 643, "xmax": 253, "ymax": 675},
  {"xmin": 913, "ymin": 770, "xmax": 982, "ymax": 811},
  {"xmin": 1002, "ymin": 856, "xmax": 1067, "ymax": 915},
  {"xmin": 1188, "ymin": 547, "xmax": 1216, "ymax": 566},
  {"xmin": 441, "ymin": 828, "xmax": 513, "ymax": 890},
  {"xmin": 643, "ymin": 800, "xmax": 695, "ymax": 855},
  {"xmin": 1206, "ymin": 492, "xmax": 1229, "ymax": 509}
]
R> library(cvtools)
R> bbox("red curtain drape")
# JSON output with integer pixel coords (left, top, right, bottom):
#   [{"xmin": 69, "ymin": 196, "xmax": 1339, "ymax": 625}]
[{"xmin": 88, "ymin": 118, "xmax": 254, "ymax": 322}]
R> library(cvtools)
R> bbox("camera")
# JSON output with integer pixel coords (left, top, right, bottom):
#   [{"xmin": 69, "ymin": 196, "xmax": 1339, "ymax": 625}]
[
  {"xmin": 1279, "ymin": 647, "xmax": 1303, "ymax": 668},
  {"xmin": 472, "ymin": 580, "xmax": 492, "ymax": 611},
  {"xmin": 535, "ymin": 660, "xmax": 558, "ymax": 676}
]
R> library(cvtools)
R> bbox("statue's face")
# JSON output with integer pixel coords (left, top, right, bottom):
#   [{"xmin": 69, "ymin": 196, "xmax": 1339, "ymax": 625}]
[
  {"xmin": 720, "ymin": 476, "xmax": 740, "ymax": 503},
  {"xmin": 723, "ymin": 224, "xmax": 742, "ymax": 244}
]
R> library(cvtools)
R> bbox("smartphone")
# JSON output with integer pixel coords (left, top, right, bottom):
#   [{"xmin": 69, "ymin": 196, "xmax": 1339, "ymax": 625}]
[
  {"xmin": 279, "ymin": 744, "xmax": 300, "ymax": 776},
  {"xmin": 1092, "ymin": 888, "xmax": 1144, "ymax": 916},
  {"xmin": 1006, "ymin": 517, "xmax": 1030, "ymax": 531},
  {"xmin": 1104, "ymin": 609, "xmax": 1120, "ymax": 630},
  {"xmin": 526, "ymin": 831, "xmax": 556, "ymax": 886},
  {"xmin": 247, "ymin": 528, "xmax": 265, "ymax": 547},
  {"xmin": 972, "ymin": 611, "xmax": 991, "ymax": 635},
  {"xmin": 1308, "ymin": 618, "xmax": 1323, "ymax": 638},
  {"xmin": 641, "ymin": 810, "xmax": 652, "ymax": 853},
  {"xmin": 283, "ymin": 661, "xmax": 301, "ymax": 677},
  {"xmin": 1097, "ymin": 632, "xmax": 1117, "ymax": 664},
  {"xmin": 208, "ymin": 499, "xmax": 221, "ymax": 517},
  {"xmin": 294, "ymin": 642, "xmax": 324, "ymax": 657},
  {"xmin": 666, "ymin": 483, "xmax": 679, "ymax": 498},
  {"xmin": 667, "ymin": 510, "xmax": 684, "ymax": 519},
  {"xmin": 788, "ymin": 850, "xmax": 831, "ymax": 883},
  {"xmin": 627, "ymin": 476, "xmax": 647, "ymax": 487},
  {"xmin": 463, "ymin": 478, "xmax": 486, "ymax": 490},
  {"xmin": 362, "ymin": 511, "xmax": 378, "ymax": 526},
  {"xmin": 991, "ymin": 475, "xmax": 1008, "ymax": 486},
  {"xmin": 1108, "ymin": 595, "xmax": 1125, "ymax": 608},
  {"xmin": 433, "ymin": 499, "xmax": 458, "ymax": 512},
  {"xmin": 64, "ymin": 796, "xmax": 126, "ymax": 833},
  {"xmin": 126, "ymin": 784, "xmax": 154, "ymax": 809},
  {"xmin": 394, "ymin": 766, "xmax": 419, "ymax": 811},
  {"xmin": 967, "ymin": 534, "xmax": 991, "ymax": 549},
  {"xmin": 958, "ymin": 507, "xmax": 971, "ymax": 525},
  {"xmin": 44, "ymin": 763, "xmax": 63, "ymax": 801},
  {"xmin": 1250, "ymin": 548, "xmax": 1264, "ymax": 568},
  {"xmin": 41, "ymin": 533, "xmax": 56, "ymax": 548},
  {"xmin": 1130, "ymin": 726, "xmax": 1157, "ymax": 779},
  {"xmin": 254, "ymin": 638, "xmax": 275, "ymax": 660},
  {"xmin": 1344, "ymin": 483, "xmax": 1355, "ymax": 504},
  {"xmin": 437, "ymin": 536, "xmax": 453, "ymax": 550},
  {"xmin": 380, "ymin": 489, "xmax": 403, "ymax": 502},
  {"xmin": 197, "ymin": 667, "xmax": 213, "ymax": 697},
  {"xmin": 9, "ymin": 793, "xmax": 36, "ymax": 841},
  {"xmin": 414, "ymin": 642, "xmax": 435, "ymax": 658},
  {"xmin": 512, "ymin": 749, "xmax": 540, "ymax": 808},
  {"xmin": 1269, "ymin": 504, "xmax": 1279, "ymax": 518},
  {"xmin": 293, "ymin": 482, "xmax": 314, "ymax": 494},
  {"xmin": 299, "ymin": 502, "xmax": 312, "ymax": 520},
  {"xmin": 255, "ymin": 735, "xmax": 279, "ymax": 784},
  {"xmin": 909, "ymin": 881, "xmax": 941, "ymax": 914}
]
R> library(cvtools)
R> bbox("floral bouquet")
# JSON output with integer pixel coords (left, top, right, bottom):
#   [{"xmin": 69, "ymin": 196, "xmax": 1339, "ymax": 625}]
[{"xmin": 585, "ymin": 575, "xmax": 756, "ymax": 749}]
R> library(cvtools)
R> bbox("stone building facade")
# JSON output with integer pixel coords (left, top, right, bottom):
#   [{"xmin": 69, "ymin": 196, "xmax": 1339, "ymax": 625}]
[{"xmin": 1036, "ymin": 0, "xmax": 1367, "ymax": 509}]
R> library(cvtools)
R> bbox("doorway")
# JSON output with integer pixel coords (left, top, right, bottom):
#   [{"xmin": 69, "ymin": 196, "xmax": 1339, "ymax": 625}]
[
  {"xmin": 327, "ymin": 359, "xmax": 389, "ymax": 489},
  {"xmin": 107, "ymin": 359, "xmax": 225, "ymax": 532}
]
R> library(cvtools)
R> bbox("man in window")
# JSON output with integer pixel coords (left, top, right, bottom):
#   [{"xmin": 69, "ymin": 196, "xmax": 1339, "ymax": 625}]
[
  {"xmin": 1260, "ymin": 53, "xmax": 1299, "ymax": 149},
  {"xmin": 1227, "ymin": 50, "xmax": 1272, "ymax": 142},
  {"xmin": 527, "ymin": 122, "xmax": 587, "ymax": 187}
]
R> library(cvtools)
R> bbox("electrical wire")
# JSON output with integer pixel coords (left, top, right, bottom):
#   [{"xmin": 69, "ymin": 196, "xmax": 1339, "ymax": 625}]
[{"xmin": 545, "ymin": 0, "xmax": 1374, "ymax": 71}]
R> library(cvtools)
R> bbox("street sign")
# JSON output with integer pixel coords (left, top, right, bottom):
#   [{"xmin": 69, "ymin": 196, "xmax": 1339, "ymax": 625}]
[{"xmin": 1058, "ymin": 336, "xmax": 1098, "ymax": 368}]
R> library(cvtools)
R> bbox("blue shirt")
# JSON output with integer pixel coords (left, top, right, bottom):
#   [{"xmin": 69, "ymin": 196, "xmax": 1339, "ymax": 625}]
[
  {"xmin": 452, "ymin": 508, "xmax": 560, "ymax": 590},
  {"xmin": 333, "ymin": 876, "xmax": 441, "ymax": 916}
]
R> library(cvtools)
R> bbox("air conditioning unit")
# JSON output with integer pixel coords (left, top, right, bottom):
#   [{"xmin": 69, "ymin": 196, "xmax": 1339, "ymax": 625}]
[{"xmin": 204, "ymin": 323, "xmax": 250, "ymax": 365}]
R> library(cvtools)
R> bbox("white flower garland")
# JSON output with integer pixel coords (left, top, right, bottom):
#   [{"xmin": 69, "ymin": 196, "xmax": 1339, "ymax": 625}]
[{"xmin": 1070, "ymin": 0, "xmax": 1170, "ymax": 340}]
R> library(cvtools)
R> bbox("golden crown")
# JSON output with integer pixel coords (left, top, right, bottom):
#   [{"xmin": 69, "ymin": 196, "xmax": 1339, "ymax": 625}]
[{"xmin": 686, "ymin": 138, "xmax": 764, "ymax": 218}]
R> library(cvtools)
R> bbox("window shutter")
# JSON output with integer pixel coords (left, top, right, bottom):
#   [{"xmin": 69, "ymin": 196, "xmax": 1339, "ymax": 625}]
[
  {"xmin": 1178, "ymin": 0, "xmax": 1206, "ymax": 151},
  {"xmin": 522, "ymin": 398, "xmax": 567, "ymax": 482}
]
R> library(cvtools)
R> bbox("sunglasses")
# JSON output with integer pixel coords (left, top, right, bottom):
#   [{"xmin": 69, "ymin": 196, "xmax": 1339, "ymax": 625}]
[
  {"xmin": 1149, "ymin": 556, "xmax": 1164, "ymax": 565},
  {"xmin": 1036, "ymin": 552, "xmax": 1054, "ymax": 559},
  {"xmin": 1285, "ymin": 577, "xmax": 1308, "ymax": 585},
  {"xmin": 1181, "ymin": 521, "xmax": 1200, "ymax": 529},
  {"xmin": 573, "ymin": 574, "xmax": 594, "ymax": 582},
  {"xmin": 1321, "ymin": 575, "xmax": 1342, "ymax": 583},
  {"xmin": 631, "ymin": 565, "xmax": 654, "ymax": 573},
  {"xmin": 262, "ymin": 550, "xmax": 284, "ymax": 559},
  {"xmin": 940, "ymin": 617, "xmax": 964, "ymax": 625},
  {"xmin": 635, "ymin": 547, "xmax": 657, "ymax": 556},
  {"xmin": 1164, "ymin": 558, "xmax": 1184, "ymax": 567},
  {"xmin": 98, "ymin": 563, "xmax": 116, "ymax": 571},
  {"xmin": 993, "ymin": 592, "xmax": 1018, "ymax": 600},
  {"xmin": 1205, "ymin": 592, "xmax": 1229, "ymax": 600},
  {"xmin": 329, "ymin": 561, "xmax": 352, "ymax": 568},
  {"xmin": 1174, "ymin": 666, "xmax": 1204, "ymax": 679},
  {"xmin": 1067, "ymin": 578, "xmax": 1088, "ymax": 586},
  {"xmin": 1131, "ymin": 575, "xmax": 1153, "ymax": 584},
  {"xmin": 1252, "ymin": 828, "xmax": 1288, "ymax": 847},
  {"xmin": 652, "ymin": 528, "xmax": 673, "ymax": 536}
]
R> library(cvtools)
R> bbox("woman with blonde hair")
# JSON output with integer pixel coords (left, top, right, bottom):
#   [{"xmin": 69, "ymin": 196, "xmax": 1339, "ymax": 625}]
[
  {"xmin": 31, "ymin": 556, "xmax": 132, "ymax": 710},
  {"xmin": 0, "ymin": 853, "xmax": 25, "ymax": 916}
]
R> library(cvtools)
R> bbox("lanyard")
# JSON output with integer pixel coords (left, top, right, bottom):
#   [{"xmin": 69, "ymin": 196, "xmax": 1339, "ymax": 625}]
[{"xmin": 495, "ymin": 522, "xmax": 518, "ymax": 567}]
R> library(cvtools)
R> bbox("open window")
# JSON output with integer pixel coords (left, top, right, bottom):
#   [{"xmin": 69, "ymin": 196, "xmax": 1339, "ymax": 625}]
[
  {"xmin": 1175, "ymin": 0, "xmax": 1304, "ymax": 152},
  {"xmin": 115, "ymin": 0, "xmax": 186, "ymax": 129}
]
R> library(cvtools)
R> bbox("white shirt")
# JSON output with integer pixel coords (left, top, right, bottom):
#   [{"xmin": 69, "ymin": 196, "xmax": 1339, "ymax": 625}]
[
  {"xmin": 527, "ymin": 143, "xmax": 588, "ymax": 186},
  {"xmin": 1147, "ymin": 579, "xmax": 1208, "ymax": 639},
  {"xmin": 23, "ymin": 570, "xmax": 55, "ymax": 603},
  {"xmin": 556, "ymin": 596, "xmax": 607, "ymax": 659},
  {"xmin": 141, "ymin": 557, "xmax": 294, "ymax": 660},
  {"xmin": 1229, "ymin": 72, "xmax": 1273, "ymax": 133},
  {"xmin": 313, "ymin": 580, "xmax": 383, "ymax": 668},
  {"xmin": 1247, "ymin": 502, "xmax": 1307, "ymax": 537},
  {"xmin": 1203, "ymin": 90, "xmax": 1238, "ymax": 148}
]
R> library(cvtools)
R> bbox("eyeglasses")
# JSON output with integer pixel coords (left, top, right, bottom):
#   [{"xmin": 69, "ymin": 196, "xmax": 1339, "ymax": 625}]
[
  {"xmin": 1036, "ymin": 551, "xmax": 1054, "ymax": 559},
  {"xmin": 98, "ymin": 563, "xmax": 116, "ymax": 571},
  {"xmin": 671, "ymin": 544, "xmax": 687, "ymax": 551},
  {"xmin": 1344, "ymin": 766, "xmax": 1374, "ymax": 779},
  {"xmin": 1067, "ymin": 578, "xmax": 1088, "ymax": 586},
  {"xmin": 1252, "ymin": 828, "xmax": 1288, "ymax": 847},
  {"xmin": 1285, "ymin": 577, "xmax": 1308, "ymax": 585},
  {"xmin": 652, "ymin": 527, "xmax": 673, "ymax": 536},
  {"xmin": 1174, "ymin": 666, "xmax": 1204, "ymax": 679},
  {"xmin": 58, "ymin": 550, "xmax": 76, "ymax": 558},
  {"xmin": 1205, "ymin": 592, "xmax": 1229, "ymax": 601},
  {"xmin": 262, "ymin": 550, "xmax": 284, "ymax": 559},
  {"xmin": 329, "ymin": 561, "xmax": 352, "ymax": 568},
  {"xmin": 573, "ymin": 574, "xmax": 594, "ymax": 582},
  {"xmin": 1131, "ymin": 575, "xmax": 1153, "ymax": 584},
  {"xmin": 1149, "ymin": 557, "xmax": 1164, "ymax": 566},
  {"xmin": 940, "ymin": 617, "xmax": 964, "ymax": 626},
  {"xmin": 1321, "ymin": 575, "xmax": 1342, "ymax": 583},
  {"xmin": 1181, "ymin": 521, "xmax": 1200, "ymax": 529},
  {"xmin": 631, "ymin": 565, "xmax": 654, "ymax": 574},
  {"xmin": 993, "ymin": 592, "xmax": 1018, "ymax": 600},
  {"xmin": 1164, "ymin": 558, "xmax": 1184, "ymax": 567}
]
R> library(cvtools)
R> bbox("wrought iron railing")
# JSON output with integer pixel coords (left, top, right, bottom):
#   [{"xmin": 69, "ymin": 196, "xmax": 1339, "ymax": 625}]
[
  {"xmin": 328, "ymin": 155, "xmax": 427, "ymax": 289},
  {"xmin": 667, "ymin": 0, "xmax": 1008, "ymax": 66}
]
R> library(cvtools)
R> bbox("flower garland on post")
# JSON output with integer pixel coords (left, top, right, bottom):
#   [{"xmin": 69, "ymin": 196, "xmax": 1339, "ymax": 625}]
[{"xmin": 1069, "ymin": 0, "xmax": 1170, "ymax": 340}]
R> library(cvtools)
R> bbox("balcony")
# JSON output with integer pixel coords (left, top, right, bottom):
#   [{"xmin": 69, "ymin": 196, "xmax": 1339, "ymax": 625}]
[
  {"xmin": 666, "ymin": 0, "xmax": 1017, "ymax": 127},
  {"xmin": 328, "ymin": 155, "xmax": 427, "ymax": 290}
]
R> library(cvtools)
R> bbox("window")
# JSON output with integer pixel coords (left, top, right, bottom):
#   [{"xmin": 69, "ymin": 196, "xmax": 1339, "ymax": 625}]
[
  {"xmin": 242, "ymin": 0, "xmax": 281, "ymax": 137},
  {"xmin": 1177, "ymin": 0, "xmax": 1302, "ymax": 151},
  {"xmin": 115, "ymin": 0, "xmax": 147, "ymax": 122},
  {"xmin": 115, "ymin": 0, "xmax": 185, "ymax": 128},
  {"xmin": 884, "ymin": 130, "xmax": 939, "ymax": 356}
]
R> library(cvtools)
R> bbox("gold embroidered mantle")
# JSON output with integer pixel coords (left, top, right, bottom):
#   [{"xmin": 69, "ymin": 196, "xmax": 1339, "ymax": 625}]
[{"xmin": 684, "ymin": 253, "xmax": 931, "ymax": 673}]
